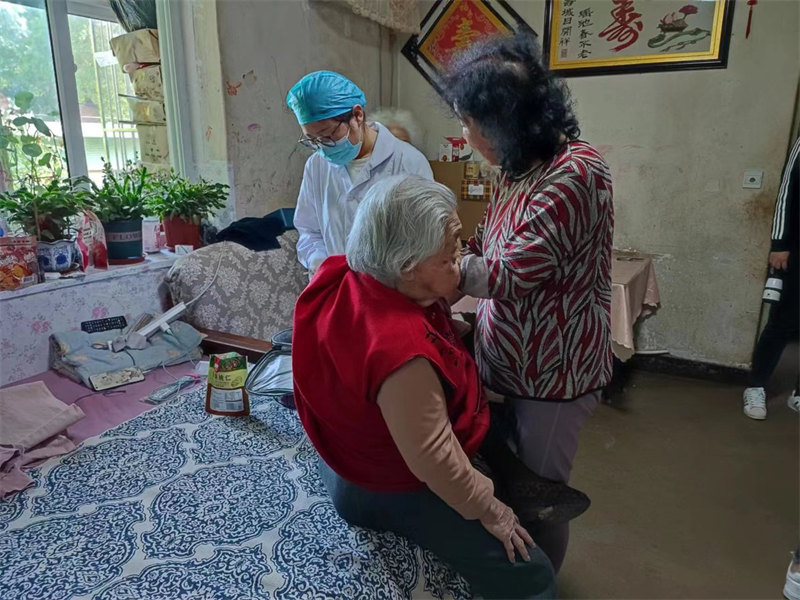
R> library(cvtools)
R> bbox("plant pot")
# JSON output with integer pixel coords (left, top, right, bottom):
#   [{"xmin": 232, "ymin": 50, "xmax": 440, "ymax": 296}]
[
  {"xmin": 103, "ymin": 218, "xmax": 145, "ymax": 265},
  {"xmin": 162, "ymin": 216, "xmax": 202, "ymax": 251},
  {"xmin": 36, "ymin": 239, "xmax": 76, "ymax": 273}
]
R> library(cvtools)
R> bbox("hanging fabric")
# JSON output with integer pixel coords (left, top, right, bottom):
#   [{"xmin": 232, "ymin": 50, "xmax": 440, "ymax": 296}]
[
  {"xmin": 109, "ymin": 0, "xmax": 157, "ymax": 32},
  {"xmin": 336, "ymin": 0, "xmax": 421, "ymax": 34},
  {"xmin": 745, "ymin": 0, "xmax": 757, "ymax": 39}
]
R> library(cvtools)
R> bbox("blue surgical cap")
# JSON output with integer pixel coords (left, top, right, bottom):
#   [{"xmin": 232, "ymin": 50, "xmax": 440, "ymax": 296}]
[{"xmin": 286, "ymin": 71, "xmax": 367, "ymax": 125}]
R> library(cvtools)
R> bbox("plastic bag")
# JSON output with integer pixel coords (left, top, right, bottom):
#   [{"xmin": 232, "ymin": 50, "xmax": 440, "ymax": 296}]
[
  {"xmin": 76, "ymin": 210, "xmax": 108, "ymax": 270},
  {"xmin": 244, "ymin": 329, "xmax": 294, "ymax": 409},
  {"xmin": 206, "ymin": 352, "xmax": 250, "ymax": 416}
]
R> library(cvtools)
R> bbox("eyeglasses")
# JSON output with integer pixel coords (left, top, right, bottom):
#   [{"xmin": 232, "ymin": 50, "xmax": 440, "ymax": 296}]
[{"xmin": 297, "ymin": 115, "xmax": 352, "ymax": 149}]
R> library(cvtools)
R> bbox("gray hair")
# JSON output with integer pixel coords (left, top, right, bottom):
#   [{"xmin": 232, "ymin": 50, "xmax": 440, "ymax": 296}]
[
  {"xmin": 346, "ymin": 175, "xmax": 457, "ymax": 287},
  {"xmin": 371, "ymin": 107, "xmax": 422, "ymax": 148}
]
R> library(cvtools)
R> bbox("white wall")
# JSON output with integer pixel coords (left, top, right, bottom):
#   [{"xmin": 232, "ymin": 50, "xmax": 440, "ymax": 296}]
[
  {"xmin": 214, "ymin": 0, "xmax": 389, "ymax": 217},
  {"xmin": 395, "ymin": 0, "xmax": 800, "ymax": 367},
  {"xmin": 172, "ymin": 0, "xmax": 234, "ymax": 225}
]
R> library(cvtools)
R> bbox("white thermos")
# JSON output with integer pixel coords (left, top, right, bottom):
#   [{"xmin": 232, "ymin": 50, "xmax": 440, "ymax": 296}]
[
  {"xmin": 142, "ymin": 217, "xmax": 162, "ymax": 253},
  {"xmin": 763, "ymin": 268, "xmax": 784, "ymax": 304}
]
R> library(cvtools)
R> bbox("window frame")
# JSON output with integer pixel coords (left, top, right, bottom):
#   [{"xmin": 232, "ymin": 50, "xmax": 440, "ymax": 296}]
[
  {"xmin": 7, "ymin": 0, "xmax": 186, "ymax": 181},
  {"xmin": 46, "ymin": 0, "xmax": 88, "ymax": 178},
  {"xmin": 38, "ymin": 0, "xmax": 143, "ymax": 179}
]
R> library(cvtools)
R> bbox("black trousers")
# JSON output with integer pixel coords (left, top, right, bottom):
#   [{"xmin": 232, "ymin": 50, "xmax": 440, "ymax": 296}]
[{"xmin": 749, "ymin": 254, "xmax": 799, "ymax": 389}]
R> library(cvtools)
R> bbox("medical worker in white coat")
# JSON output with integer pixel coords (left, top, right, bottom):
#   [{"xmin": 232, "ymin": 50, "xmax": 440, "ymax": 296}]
[{"xmin": 287, "ymin": 71, "xmax": 433, "ymax": 277}]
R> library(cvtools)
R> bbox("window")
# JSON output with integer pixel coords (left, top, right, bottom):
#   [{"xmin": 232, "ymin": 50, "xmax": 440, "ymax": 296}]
[
  {"xmin": 0, "ymin": 0, "xmax": 139, "ymax": 190},
  {"xmin": 0, "ymin": 0, "xmax": 63, "ymax": 190},
  {"xmin": 68, "ymin": 12, "xmax": 138, "ymax": 183}
]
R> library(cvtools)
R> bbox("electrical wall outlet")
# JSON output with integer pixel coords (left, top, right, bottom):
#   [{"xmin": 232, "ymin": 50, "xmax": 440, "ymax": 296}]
[{"xmin": 743, "ymin": 169, "xmax": 763, "ymax": 189}]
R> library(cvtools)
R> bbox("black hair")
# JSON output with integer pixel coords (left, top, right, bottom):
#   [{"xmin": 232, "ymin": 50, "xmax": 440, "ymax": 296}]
[
  {"xmin": 332, "ymin": 110, "xmax": 354, "ymax": 123},
  {"xmin": 441, "ymin": 32, "xmax": 580, "ymax": 176}
]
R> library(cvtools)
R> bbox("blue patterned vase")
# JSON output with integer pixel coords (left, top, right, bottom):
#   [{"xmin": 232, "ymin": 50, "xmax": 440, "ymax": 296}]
[{"xmin": 36, "ymin": 239, "xmax": 76, "ymax": 272}]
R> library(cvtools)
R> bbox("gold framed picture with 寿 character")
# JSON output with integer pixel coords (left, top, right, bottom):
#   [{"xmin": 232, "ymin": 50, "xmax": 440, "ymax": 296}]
[{"xmin": 543, "ymin": 0, "xmax": 736, "ymax": 76}]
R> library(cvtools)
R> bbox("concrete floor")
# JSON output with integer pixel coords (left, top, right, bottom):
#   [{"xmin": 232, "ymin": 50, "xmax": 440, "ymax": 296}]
[{"xmin": 561, "ymin": 358, "xmax": 798, "ymax": 598}]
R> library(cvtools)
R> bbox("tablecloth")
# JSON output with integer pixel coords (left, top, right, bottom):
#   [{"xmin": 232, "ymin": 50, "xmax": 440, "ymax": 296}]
[{"xmin": 611, "ymin": 251, "xmax": 661, "ymax": 361}]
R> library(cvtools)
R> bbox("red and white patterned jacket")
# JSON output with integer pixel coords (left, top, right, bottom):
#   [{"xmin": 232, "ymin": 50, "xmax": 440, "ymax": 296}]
[{"xmin": 460, "ymin": 141, "xmax": 614, "ymax": 400}]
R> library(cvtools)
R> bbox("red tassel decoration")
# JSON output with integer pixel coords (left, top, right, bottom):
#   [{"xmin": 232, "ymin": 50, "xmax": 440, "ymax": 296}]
[{"xmin": 746, "ymin": 0, "xmax": 758, "ymax": 39}]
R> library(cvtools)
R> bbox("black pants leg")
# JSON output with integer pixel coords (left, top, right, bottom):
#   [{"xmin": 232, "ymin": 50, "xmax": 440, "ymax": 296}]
[
  {"xmin": 749, "ymin": 257, "xmax": 799, "ymax": 388},
  {"xmin": 319, "ymin": 458, "xmax": 557, "ymax": 600}
]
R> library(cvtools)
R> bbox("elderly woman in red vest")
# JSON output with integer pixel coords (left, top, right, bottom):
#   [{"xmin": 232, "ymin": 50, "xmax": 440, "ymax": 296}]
[{"xmin": 293, "ymin": 175, "xmax": 563, "ymax": 599}]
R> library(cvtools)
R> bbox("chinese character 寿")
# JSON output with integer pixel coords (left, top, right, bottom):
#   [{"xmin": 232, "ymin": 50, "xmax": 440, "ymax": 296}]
[{"xmin": 599, "ymin": 0, "xmax": 644, "ymax": 52}]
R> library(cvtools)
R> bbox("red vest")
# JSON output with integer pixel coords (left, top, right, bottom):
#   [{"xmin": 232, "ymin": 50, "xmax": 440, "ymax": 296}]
[{"xmin": 293, "ymin": 255, "xmax": 488, "ymax": 492}]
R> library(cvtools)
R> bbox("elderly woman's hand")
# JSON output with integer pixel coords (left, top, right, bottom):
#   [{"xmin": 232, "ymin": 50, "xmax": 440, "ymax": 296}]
[{"xmin": 480, "ymin": 497, "xmax": 535, "ymax": 563}]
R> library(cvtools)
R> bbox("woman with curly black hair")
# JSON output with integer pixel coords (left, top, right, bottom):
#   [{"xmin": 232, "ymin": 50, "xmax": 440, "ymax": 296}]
[{"xmin": 443, "ymin": 32, "xmax": 614, "ymax": 572}]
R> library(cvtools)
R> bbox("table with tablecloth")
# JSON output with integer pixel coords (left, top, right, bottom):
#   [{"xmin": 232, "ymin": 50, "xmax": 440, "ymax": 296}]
[{"xmin": 611, "ymin": 250, "xmax": 661, "ymax": 361}]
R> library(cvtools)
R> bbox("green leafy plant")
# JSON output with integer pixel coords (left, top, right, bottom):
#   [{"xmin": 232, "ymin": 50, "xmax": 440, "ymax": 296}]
[
  {"xmin": 0, "ymin": 91, "xmax": 65, "ymax": 191},
  {"xmin": 0, "ymin": 178, "xmax": 87, "ymax": 241},
  {"xmin": 146, "ymin": 171, "xmax": 228, "ymax": 223},
  {"xmin": 82, "ymin": 160, "xmax": 154, "ymax": 223}
]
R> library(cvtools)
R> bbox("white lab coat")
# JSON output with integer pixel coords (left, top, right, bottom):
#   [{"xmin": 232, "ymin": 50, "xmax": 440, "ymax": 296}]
[{"xmin": 294, "ymin": 122, "xmax": 433, "ymax": 269}]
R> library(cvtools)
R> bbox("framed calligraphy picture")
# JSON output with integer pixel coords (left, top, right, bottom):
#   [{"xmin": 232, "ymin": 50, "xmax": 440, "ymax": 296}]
[
  {"xmin": 543, "ymin": 0, "xmax": 736, "ymax": 76},
  {"xmin": 402, "ymin": 0, "xmax": 536, "ymax": 96}
]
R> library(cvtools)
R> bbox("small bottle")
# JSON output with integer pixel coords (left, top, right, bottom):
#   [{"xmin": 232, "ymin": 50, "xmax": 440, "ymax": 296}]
[{"xmin": 763, "ymin": 268, "xmax": 784, "ymax": 304}]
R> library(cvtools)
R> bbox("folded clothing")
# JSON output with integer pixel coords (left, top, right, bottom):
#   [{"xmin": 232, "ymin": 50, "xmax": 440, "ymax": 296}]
[
  {"xmin": 0, "ymin": 381, "xmax": 85, "ymax": 497},
  {"xmin": 214, "ymin": 215, "xmax": 285, "ymax": 252},
  {"xmin": 50, "ymin": 320, "xmax": 203, "ymax": 388}
]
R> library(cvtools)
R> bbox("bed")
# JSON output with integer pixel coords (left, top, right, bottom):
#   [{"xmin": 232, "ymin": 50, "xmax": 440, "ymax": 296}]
[{"xmin": 0, "ymin": 388, "xmax": 470, "ymax": 599}]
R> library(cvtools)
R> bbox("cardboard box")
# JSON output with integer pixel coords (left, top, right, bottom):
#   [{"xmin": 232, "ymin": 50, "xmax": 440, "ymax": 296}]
[
  {"xmin": 141, "ymin": 161, "xmax": 171, "ymax": 175},
  {"xmin": 122, "ymin": 95, "xmax": 165, "ymax": 124},
  {"xmin": 129, "ymin": 65, "xmax": 163, "ymax": 101},
  {"xmin": 110, "ymin": 29, "xmax": 160, "ymax": 65},
  {"xmin": 462, "ymin": 178, "xmax": 492, "ymax": 202},
  {"xmin": 430, "ymin": 160, "xmax": 464, "ymax": 198},
  {"xmin": 430, "ymin": 161, "xmax": 489, "ymax": 241},
  {"xmin": 458, "ymin": 198, "xmax": 488, "ymax": 241},
  {"xmin": 136, "ymin": 124, "xmax": 169, "ymax": 164}
]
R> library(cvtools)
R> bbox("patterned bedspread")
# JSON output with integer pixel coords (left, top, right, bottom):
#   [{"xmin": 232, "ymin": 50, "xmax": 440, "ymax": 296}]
[{"xmin": 0, "ymin": 389, "xmax": 470, "ymax": 600}]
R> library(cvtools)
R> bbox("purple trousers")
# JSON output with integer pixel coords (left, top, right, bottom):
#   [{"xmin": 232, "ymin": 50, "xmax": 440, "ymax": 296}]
[{"xmin": 507, "ymin": 390, "xmax": 600, "ymax": 572}]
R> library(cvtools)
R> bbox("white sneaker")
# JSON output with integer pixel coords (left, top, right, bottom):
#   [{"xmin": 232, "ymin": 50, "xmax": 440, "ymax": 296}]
[
  {"xmin": 788, "ymin": 391, "xmax": 800, "ymax": 414},
  {"xmin": 784, "ymin": 556, "xmax": 800, "ymax": 600},
  {"xmin": 743, "ymin": 387, "xmax": 767, "ymax": 420}
]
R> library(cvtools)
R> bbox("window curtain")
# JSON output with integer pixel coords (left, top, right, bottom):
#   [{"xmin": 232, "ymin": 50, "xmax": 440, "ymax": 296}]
[{"xmin": 109, "ymin": 0, "xmax": 156, "ymax": 32}]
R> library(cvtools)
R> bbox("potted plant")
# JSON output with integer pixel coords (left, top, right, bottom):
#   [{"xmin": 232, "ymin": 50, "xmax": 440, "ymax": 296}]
[
  {"xmin": 147, "ymin": 171, "xmax": 228, "ymax": 250},
  {"xmin": 0, "ymin": 178, "xmax": 86, "ymax": 272},
  {"xmin": 84, "ymin": 161, "xmax": 153, "ymax": 264}
]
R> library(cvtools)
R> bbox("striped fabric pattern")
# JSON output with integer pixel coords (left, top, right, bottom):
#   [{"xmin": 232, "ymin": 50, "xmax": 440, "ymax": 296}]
[
  {"xmin": 468, "ymin": 141, "xmax": 614, "ymax": 400},
  {"xmin": 772, "ymin": 136, "xmax": 800, "ymax": 243}
]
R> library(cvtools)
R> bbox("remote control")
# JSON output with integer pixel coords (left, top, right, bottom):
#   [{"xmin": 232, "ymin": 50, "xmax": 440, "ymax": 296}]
[
  {"xmin": 81, "ymin": 315, "xmax": 128, "ymax": 334},
  {"xmin": 146, "ymin": 376, "xmax": 198, "ymax": 404}
]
